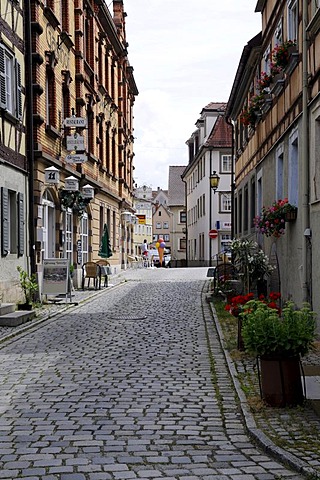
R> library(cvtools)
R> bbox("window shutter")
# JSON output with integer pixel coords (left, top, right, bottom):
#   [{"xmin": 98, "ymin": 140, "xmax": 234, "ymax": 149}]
[
  {"xmin": 15, "ymin": 59, "xmax": 22, "ymax": 119},
  {"xmin": 0, "ymin": 46, "xmax": 6, "ymax": 109},
  {"xmin": 18, "ymin": 192, "xmax": 24, "ymax": 256},
  {"xmin": 1, "ymin": 187, "xmax": 9, "ymax": 256}
]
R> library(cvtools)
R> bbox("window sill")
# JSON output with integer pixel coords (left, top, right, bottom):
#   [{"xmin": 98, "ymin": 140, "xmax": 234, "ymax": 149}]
[
  {"xmin": 45, "ymin": 124, "xmax": 61, "ymax": 139},
  {"xmin": 1, "ymin": 109, "xmax": 20, "ymax": 125}
]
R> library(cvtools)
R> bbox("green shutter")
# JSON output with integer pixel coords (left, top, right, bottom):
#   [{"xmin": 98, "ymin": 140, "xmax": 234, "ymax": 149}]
[
  {"xmin": 1, "ymin": 187, "xmax": 9, "ymax": 256},
  {"xmin": 18, "ymin": 192, "xmax": 24, "ymax": 256}
]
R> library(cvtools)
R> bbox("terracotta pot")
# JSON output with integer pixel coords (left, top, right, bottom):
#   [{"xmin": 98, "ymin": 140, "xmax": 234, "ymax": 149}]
[{"xmin": 259, "ymin": 355, "xmax": 304, "ymax": 407}]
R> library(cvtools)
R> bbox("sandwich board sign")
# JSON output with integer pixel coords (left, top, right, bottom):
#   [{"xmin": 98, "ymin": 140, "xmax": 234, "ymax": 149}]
[{"xmin": 42, "ymin": 258, "xmax": 70, "ymax": 298}]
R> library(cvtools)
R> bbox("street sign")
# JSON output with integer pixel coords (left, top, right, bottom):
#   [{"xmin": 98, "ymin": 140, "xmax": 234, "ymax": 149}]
[
  {"xmin": 66, "ymin": 134, "xmax": 85, "ymax": 151},
  {"xmin": 65, "ymin": 153, "xmax": 87, "ymax": 164},
  {"xmin": 209, "ymin": 229, "xmax": 218, "ymax": 239},
  {"xmin": 64, "ymin": 117, "xmax": 87, "ymax": 128}
]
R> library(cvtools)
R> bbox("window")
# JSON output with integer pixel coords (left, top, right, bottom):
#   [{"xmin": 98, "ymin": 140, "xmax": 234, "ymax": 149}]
[
  {"xmin": 288, "ymin": 129, "xmax": 299, "ymax": 206},
  {"xmin": 274, "ymin": 18, "xmax": 283, "ymax": 45},
  {"xmin": 288, "ymin": 0, "xmax": 298, "ymax": 41},
  {"xmin": 276, "ymin": 144, "xmax": 284, "ymax": 200},
  {"xmin": 221, "ymin": 154, "xmax": 232, "ymax": 173},
  {"xmin": 1, "ymin": 188, "xmax": 24, "ymax": 256},
  {"xmin": 250, "ymin": 179, "xmax": 256, "ymax": 228},
  {"xmin": 64, "ymin": 210, "xmax": 73, "ymax": 263},
  {"xmin": 163, "ymin": 221, "xmax": 169, "ymax": 229},
  {"xmin": 80, "ymin": 214, "xmax": 89, "ymax": 265},
  {"xmin": 179, "ymin": 238, "xmax": 186, "ymax": 250},
  {"xmin": 46, "ymin": 69, "xmax": 55, "ymax": 127},
  {"xmin": 156, "ymin": 222, "xmax": 162, "ymax": 229},
  {"xmin": 0, "ymin": 46, "xmax": 22, "ymax": 119},
  {"xmin": 158, "ymin": 210, "xmax": 162, "ymax": 216},
  {"xmin": 179, "ymin": 211, "xmax": 186, "ymax": 223},
  {"xmin": 153, "ymin": 234, "xmax": 158, "ymax": 241},
  {"xmin": 220, "ymin": 193, "xmax": 231, "ymax": 212},
  {"xmin": 164, "ymin": 234, "xmax": 170, "ymax": 242}
]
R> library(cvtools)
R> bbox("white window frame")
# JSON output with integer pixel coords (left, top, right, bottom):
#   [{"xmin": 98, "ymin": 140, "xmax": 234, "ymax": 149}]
[
  {"xmin": 221, "ymin": 154, "xmax": 232, "ymax": 173},
  {"xmin": 288, "ymin": 0, "xmax": 298, "ymax": 41},
  {"xmin": 276, "ymin": 144, "xmax": 284, "ymax": 200},
  {"xmin": 80, "ymin": 214, "xmax": 89, "ymax": 265},
  {"xmin": 163, "ymin": 221, "xmax": 169, "ymax": 229},
  {"xmin": 64, "ymin": 210, "xmax": 73, "ymax": 263},
  {"xmin": 220, "ymin": 192, "xmax": 232, "ymax": 212}
]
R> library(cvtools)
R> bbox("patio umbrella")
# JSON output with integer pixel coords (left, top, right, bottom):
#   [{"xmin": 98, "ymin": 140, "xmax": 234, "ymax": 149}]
[{"xmin": 98, "ymin": 223, "xmax": 113, "ymax": 258}]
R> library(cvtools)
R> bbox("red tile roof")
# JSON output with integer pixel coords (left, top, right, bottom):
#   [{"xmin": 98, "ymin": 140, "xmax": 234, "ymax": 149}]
[{"xmin": 204, "ymin": 115, "xmax": 232, "ymax": 148}]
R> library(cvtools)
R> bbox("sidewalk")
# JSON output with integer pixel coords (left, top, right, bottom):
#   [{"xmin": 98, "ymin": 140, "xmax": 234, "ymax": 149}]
[{"xmin": 0, "ymin": 270, "xmax": 319, "ymax": 478}]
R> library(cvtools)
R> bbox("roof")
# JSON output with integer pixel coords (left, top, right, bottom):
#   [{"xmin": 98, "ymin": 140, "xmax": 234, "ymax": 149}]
[
  {"xmin": 201, "ymin": 102, "xmax": 226, "ymax": 113},
  {"xmin": 168, "ymin": 166, "xmax": 186, "ymax": 206},
  {"xmin": 204, "ymin": 115, "xmax": 232, "ymax": 148}
]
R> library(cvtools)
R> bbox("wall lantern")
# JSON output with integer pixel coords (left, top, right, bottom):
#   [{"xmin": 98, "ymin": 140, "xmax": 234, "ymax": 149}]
[
  {"xmin": 65, "ymin": 176, "xmax": 79, "ymax": 191},
  {"xmin": 130, "ymin": 215, "xmax": 139, "ymax": 225},
  {"xmin": 121, "ymin": 211, "xmax": 132, "ymax": 223},
  {"xmin": 45, "ymin": 166, "xmax": 60, "ymax": 185},
  {"xmin": 210, "ymin": 171, "xmax": 220, "ymax": 194},
  {"xmin": 81, "ymin": 184, "xmax": 95, "ymax": 199}
]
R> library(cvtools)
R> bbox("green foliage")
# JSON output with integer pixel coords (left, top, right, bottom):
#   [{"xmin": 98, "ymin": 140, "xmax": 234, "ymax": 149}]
[
  {"xmin": 17, "ymin": 266, "xmax": 38, "ymax": 304},
  {"xmin": 241, "ymin": 300, "xmax": 316, "ymax": 358}
]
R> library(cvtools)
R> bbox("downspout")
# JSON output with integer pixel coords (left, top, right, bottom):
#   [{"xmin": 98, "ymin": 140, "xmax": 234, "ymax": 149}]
[
  {"xmin": 181, "ymin": 176, "xmax": 188, "ymax": 267},
  {"xmin": 209, "ymin": 148, "xmax": 212, "ymax": 267},
  {"xmin": 25, "ymin": 0, "xmax": 36, "ymax": 275},
  {"xmin": 302, "ymin": 0, "xmax": 310, "ymax": 303},
  {"xmin": 226, "ymin": 117, "xmax": 235, "ymax": 240}
]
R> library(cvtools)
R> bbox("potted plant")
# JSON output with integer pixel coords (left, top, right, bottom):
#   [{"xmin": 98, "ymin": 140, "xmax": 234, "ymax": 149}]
[
  {"xmin": 17, "ymin": 266, "xmax": 38, "ymax": 310},
  {"xmin": 241, "ymin": 299, "xmax": 316, "ymax": 407}
]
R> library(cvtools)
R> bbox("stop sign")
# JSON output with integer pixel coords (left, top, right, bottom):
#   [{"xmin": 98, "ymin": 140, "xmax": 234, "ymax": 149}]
[{"xmin": 209, "ymin": 229, "xmax": 218, "ymax": 239}]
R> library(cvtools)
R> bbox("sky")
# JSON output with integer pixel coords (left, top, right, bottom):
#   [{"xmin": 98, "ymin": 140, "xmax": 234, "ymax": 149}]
[{"xmin": 124, "ymin": 1, "xmax": 261, "ymax": 190}]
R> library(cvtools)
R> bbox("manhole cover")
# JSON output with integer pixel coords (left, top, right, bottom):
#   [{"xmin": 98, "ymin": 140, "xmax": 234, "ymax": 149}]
[{"xmin": 108, "ymin": 314, "xmax": 148, "ymax": 321}]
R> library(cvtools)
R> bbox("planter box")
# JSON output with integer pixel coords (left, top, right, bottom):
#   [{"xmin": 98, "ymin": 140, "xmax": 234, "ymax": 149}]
[
  {"xmin": 285, "ymin": 208, "xmax": 298, "ymax": 222},
  {"xmin": 259, "ymin": 355, "xmax": 304, "ymax": 407}
]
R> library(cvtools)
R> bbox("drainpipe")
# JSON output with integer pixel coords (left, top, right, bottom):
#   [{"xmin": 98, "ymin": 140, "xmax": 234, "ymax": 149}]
[
  {"xmin": 25, "ymin": 0, "xmax": 36, "ymax": 275},
  {"xmin": 209, "ymin": 149, "xmax": 212, "ymax": 267},
  {"xmin": 301, "ymin": 0, "xmax": 310, "ymax": 303},
  {"xmin": 226, "ymin": 117, "xmax": 235, "ymax": 241}
]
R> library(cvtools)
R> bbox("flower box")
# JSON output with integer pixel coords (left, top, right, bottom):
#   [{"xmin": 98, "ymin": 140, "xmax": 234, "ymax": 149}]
[{"xmin": 284, "ymin": 207, "xmax": 298, "ymax": 222}]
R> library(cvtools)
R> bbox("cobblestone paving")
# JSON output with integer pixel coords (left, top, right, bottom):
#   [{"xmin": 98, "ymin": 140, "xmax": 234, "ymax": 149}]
[{"xmin": 0, "ymin": 268, "xmax": 304, "ymax": 479}]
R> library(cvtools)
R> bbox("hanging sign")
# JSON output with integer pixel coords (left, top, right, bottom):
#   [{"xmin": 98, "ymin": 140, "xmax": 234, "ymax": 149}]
[
  {"xmin": 66, "ymin": 134, "xmax": 85, "ymax": 151},
  {"xmin": 45, "ymin": 166, "xmax": 60, "ymax": 185},
  {"xmin": 64, "ymin": 117, "xmax": 87, "ymax": 128},
  {"xmin": 65, "ymin": 153, "xmax": 87, "ymax": 164}
]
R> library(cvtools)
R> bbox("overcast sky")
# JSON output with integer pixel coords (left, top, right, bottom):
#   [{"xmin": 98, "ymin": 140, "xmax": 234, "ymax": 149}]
[{"xmin": 124, "ymin": 1, "xmax": 261, "ymax": 190}]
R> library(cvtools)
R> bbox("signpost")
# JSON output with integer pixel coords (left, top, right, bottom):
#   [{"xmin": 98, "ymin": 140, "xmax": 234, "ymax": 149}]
[{"xmin": 209, "ymin": 229, "xmax": 218, "ymax": 239}]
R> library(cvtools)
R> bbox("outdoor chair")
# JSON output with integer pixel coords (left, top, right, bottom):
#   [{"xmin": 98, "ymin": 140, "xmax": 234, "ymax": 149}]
[
  {"xmin": 96, "ymin": 259, "xmax": 111, "ymax": 287},
  {"xmin": 81, "ymin": 262, "xmax": 101, "ymax": 290}
]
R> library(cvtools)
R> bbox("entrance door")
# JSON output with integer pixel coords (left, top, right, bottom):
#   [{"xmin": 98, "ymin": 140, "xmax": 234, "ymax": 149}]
[{"xmin": 42, "ymin": 190, "xmax": 55, "ymax": 258}]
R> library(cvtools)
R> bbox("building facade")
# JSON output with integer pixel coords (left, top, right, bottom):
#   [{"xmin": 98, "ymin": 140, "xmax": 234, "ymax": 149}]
[
  {"xmin": 183, "ymin": 103, "xmax": 232, "ymax": 267},
  {"xmin": 133, "ymin": 184, "xmax": 153, "ymax": 255},
  {"xmin": 28, "ymin": 0, "xmax": 138, "ymax": 290},
  {"xmin": 0, "ymin": 0, "xmax": 28, "ymax": 303},
  {"xmin": 167, "ymin": 166, "xmax": 187, "ymax": 265},
  {"xmin": 226, "ymin": 1, "xmax": 320, "ymax": 329}
]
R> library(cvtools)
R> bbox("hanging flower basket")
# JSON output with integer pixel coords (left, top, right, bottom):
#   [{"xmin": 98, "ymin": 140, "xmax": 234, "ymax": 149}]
[{"xmin": 254, "ymin": 198, "xmax": 296, "ymax": 237}]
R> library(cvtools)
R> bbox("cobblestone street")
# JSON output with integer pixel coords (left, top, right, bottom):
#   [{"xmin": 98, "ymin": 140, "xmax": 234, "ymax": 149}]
[{"xmin": 0, "ymin": 268, "xmax": 304, "ymax": 479}]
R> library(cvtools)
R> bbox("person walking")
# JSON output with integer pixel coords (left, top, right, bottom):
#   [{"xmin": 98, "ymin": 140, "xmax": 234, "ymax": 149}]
[{"xmin": 141, "ymin": 239, "xmax": 149, "ymax": 267}]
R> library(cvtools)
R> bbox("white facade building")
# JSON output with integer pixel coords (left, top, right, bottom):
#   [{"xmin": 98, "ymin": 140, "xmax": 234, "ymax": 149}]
[{"xmin": 182, "ymin": 103, "xmax": 233, "ymax": 267}]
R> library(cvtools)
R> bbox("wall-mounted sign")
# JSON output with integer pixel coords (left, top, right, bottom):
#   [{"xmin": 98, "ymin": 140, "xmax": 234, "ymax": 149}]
[
  {"xmin": 65, "ymin": 176, "xmax": 79, "ymax": 191},
  {"xmin": 136, "ymin": 214, "xmax": 146, "ymax": 225},
  {"xmin": 64, "ymin": 117, "xmax": 87, "ymax": 128},
  {"xmin": 66, "ymin": 134, "xmax": 85, "ymax": 151},
  {"xmin": 65, "ymin": 154, "xmax": 87, "ymax": 164}
]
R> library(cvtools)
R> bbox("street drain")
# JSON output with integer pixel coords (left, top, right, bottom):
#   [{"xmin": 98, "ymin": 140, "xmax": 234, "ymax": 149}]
[{"xmin": 108, "ymin": 314, "xmax": 148, "ymax": 321}]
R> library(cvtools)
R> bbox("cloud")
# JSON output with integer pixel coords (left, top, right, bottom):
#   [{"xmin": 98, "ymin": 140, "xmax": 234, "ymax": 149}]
[{"xmin": 125, "ymin": 1, "xmax": 261, "ymax": 188}]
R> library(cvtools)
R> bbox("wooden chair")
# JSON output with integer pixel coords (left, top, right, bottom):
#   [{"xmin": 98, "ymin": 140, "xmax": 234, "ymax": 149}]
[
  {"xmin": 81, "ymin": 262, "xmax": 101, "ymax": 290},
  {"xmin": 96, "ymin": 259, "xmax": 111, "ymax": 287}
]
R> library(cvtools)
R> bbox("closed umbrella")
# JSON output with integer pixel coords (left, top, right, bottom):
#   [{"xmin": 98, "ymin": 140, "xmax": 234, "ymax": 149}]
[{"xmin": 98, "ymin": 223, "xmax": 113, "ymax": 258}]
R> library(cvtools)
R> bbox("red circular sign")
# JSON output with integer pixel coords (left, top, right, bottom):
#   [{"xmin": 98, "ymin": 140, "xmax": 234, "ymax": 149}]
[{"xmin": 209, "ymin": 229, "xmax": 218, "ymax": 239}]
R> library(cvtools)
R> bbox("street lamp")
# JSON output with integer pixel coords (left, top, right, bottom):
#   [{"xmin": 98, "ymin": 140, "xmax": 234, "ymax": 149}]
[{"xmin": 210, "ymin": 171, "xmax": 220, "ymax": 193}]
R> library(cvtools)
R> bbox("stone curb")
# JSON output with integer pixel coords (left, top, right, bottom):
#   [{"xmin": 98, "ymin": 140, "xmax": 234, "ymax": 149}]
[{"xmin": 208, "ymin": 299, "xmax": 319, "ymax": 478}]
